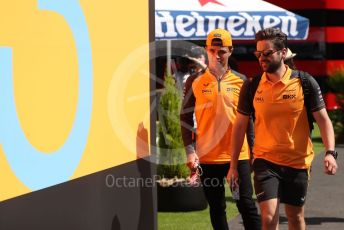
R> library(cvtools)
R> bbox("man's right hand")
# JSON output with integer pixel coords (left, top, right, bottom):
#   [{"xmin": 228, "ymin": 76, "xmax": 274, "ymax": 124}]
[
  {"xmin": 186, "ymin": 152, "xmax": 199, "ymax": 170},
  {"xmin": 226, "ymin": 167, "xmax": 239, "ymax": 186}
]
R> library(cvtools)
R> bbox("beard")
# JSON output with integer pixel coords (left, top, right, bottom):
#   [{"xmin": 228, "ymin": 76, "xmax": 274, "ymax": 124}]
[{"xmin": 260, "ymin": 58, "xmax": 282, "ymax": 73}]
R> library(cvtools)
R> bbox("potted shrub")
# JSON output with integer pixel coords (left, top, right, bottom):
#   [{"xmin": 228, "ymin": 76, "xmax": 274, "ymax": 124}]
[
  {"xmin": 156, "ymin": 75, "xmax": 207, "ymax": 212},
  {"xmin": 328, "ymin": 67, "xmax": 344, "ymax": 143}
]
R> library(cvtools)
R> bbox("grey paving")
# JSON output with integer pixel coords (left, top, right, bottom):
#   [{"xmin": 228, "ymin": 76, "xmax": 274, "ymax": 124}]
[{"xmin": 228, "ymin": 145, "xmax": 344, "ymax": 229}]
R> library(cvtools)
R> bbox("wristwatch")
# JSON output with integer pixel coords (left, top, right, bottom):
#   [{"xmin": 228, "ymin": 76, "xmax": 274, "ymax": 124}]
[{"xmin": 325, "ymin": 150, "xmax": 338, "ymax": 160}]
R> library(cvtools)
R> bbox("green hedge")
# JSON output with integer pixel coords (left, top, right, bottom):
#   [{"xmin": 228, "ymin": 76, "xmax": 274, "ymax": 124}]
[{"xmin": 328, "ymin": 68, "xmax": 344, "ymax": 139}]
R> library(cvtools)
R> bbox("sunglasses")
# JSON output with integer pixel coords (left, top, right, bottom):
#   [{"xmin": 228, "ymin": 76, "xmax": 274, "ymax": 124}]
[{"xmin": 254, "ymin": 49, "xmax": 280, "ymax": 59}]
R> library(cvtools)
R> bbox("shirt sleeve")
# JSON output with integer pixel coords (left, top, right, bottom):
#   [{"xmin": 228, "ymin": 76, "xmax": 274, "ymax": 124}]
[
  {"xmin": 237, "ymin": 79, "xmax": 254, "ymax": 116},
  {"xmin": 308, "ymin": 75, "xmax": 326, "ymax": 112}
]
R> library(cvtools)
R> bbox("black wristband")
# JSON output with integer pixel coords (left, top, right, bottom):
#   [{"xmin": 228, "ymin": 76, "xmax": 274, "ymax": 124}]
[{"xmin": 325, "ymin": 150, "xmax": 338, "ymax": 160}]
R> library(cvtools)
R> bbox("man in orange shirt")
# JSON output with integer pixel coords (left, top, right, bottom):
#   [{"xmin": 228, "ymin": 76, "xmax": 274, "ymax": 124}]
[
  {"xmin": 180, "ymin": 28, "xmax": 260, "ymax": 230},
  {"xmin": 227, "ymin": 28, "xmax": 338, "ymax": 230}
]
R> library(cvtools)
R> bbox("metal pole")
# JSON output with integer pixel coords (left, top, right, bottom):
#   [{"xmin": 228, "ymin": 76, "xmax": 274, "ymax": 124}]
[{"xmin": 166, "ymin": 40, "xmax": 171, "ymax": 76}]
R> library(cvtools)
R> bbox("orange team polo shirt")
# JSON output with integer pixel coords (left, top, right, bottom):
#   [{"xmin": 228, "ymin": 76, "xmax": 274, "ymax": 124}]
[
  {"xmin": 191, "ymin": 69, "xmax": 250, "ymax": 163},
  {"xmin": 237, "ymin": 66, "xmax": 325, "ymax": 169}
]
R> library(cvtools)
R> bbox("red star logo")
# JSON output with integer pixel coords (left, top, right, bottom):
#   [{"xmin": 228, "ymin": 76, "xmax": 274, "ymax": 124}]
[{"xmin": 199, "ymin": 0, "xmax": 225, "ymax": 7}]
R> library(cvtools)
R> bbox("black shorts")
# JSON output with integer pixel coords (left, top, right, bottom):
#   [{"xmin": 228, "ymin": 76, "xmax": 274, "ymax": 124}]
[{"xmin": 253, "ymin": 158, "xmax": 310, "ymax": 206}]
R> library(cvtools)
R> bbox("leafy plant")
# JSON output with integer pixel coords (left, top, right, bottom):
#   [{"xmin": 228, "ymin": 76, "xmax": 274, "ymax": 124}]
[
  {"xmin": 157, "ymin": 75, "xmax": 189, "ymax": 179},
  {"xmin": 328, "ymin": 67, "xmax": 344, "ymax": 93},
  {"xmin": 328, "ymin": 67, "xmax": 344, "ymax": 140},
  {"xmin": 328, "ymin": 109, "xmax": 344, "ymax": 136}
]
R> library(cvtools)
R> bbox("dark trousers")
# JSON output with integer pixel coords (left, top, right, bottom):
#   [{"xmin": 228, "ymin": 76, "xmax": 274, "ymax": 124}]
[{"xmin": 200, "ymin": 160, "xmax": 261, "ymax": 230}]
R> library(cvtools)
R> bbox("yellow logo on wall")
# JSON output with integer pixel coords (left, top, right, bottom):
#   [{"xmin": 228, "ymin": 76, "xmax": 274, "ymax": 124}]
[{"xmin": 0, "ymin": 0, "xmax": 150, "ymax": 201}]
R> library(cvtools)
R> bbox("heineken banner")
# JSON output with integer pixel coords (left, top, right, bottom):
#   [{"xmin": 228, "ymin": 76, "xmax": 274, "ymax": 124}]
[{"xmin": 156, "ymin": 0, "xmax": 309, "ymax": 40}]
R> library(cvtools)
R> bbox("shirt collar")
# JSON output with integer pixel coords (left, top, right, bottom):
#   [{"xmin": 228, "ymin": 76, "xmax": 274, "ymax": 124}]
[
  {"xmin": 207, "ymin": 68, "xmax": 232, "ymax": 80},
  {"xmin": 261, "ymin": 65, "xmax": 291, "ymax": 85},
  {"xmin": 280, "ymin": 65, "xmax": 292, "ymax": 85}
]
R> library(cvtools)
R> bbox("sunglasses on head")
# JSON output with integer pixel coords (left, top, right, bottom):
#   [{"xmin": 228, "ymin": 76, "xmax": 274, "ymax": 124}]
[{"xmin": 254, "ymin": 49, "xmax": 280, "ymax": 59}]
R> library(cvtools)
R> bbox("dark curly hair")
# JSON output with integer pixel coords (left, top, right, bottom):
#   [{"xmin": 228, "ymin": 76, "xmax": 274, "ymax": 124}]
[{"xmin": 255, "ymin": 28, "xmax": 287, "ymax": 50}]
